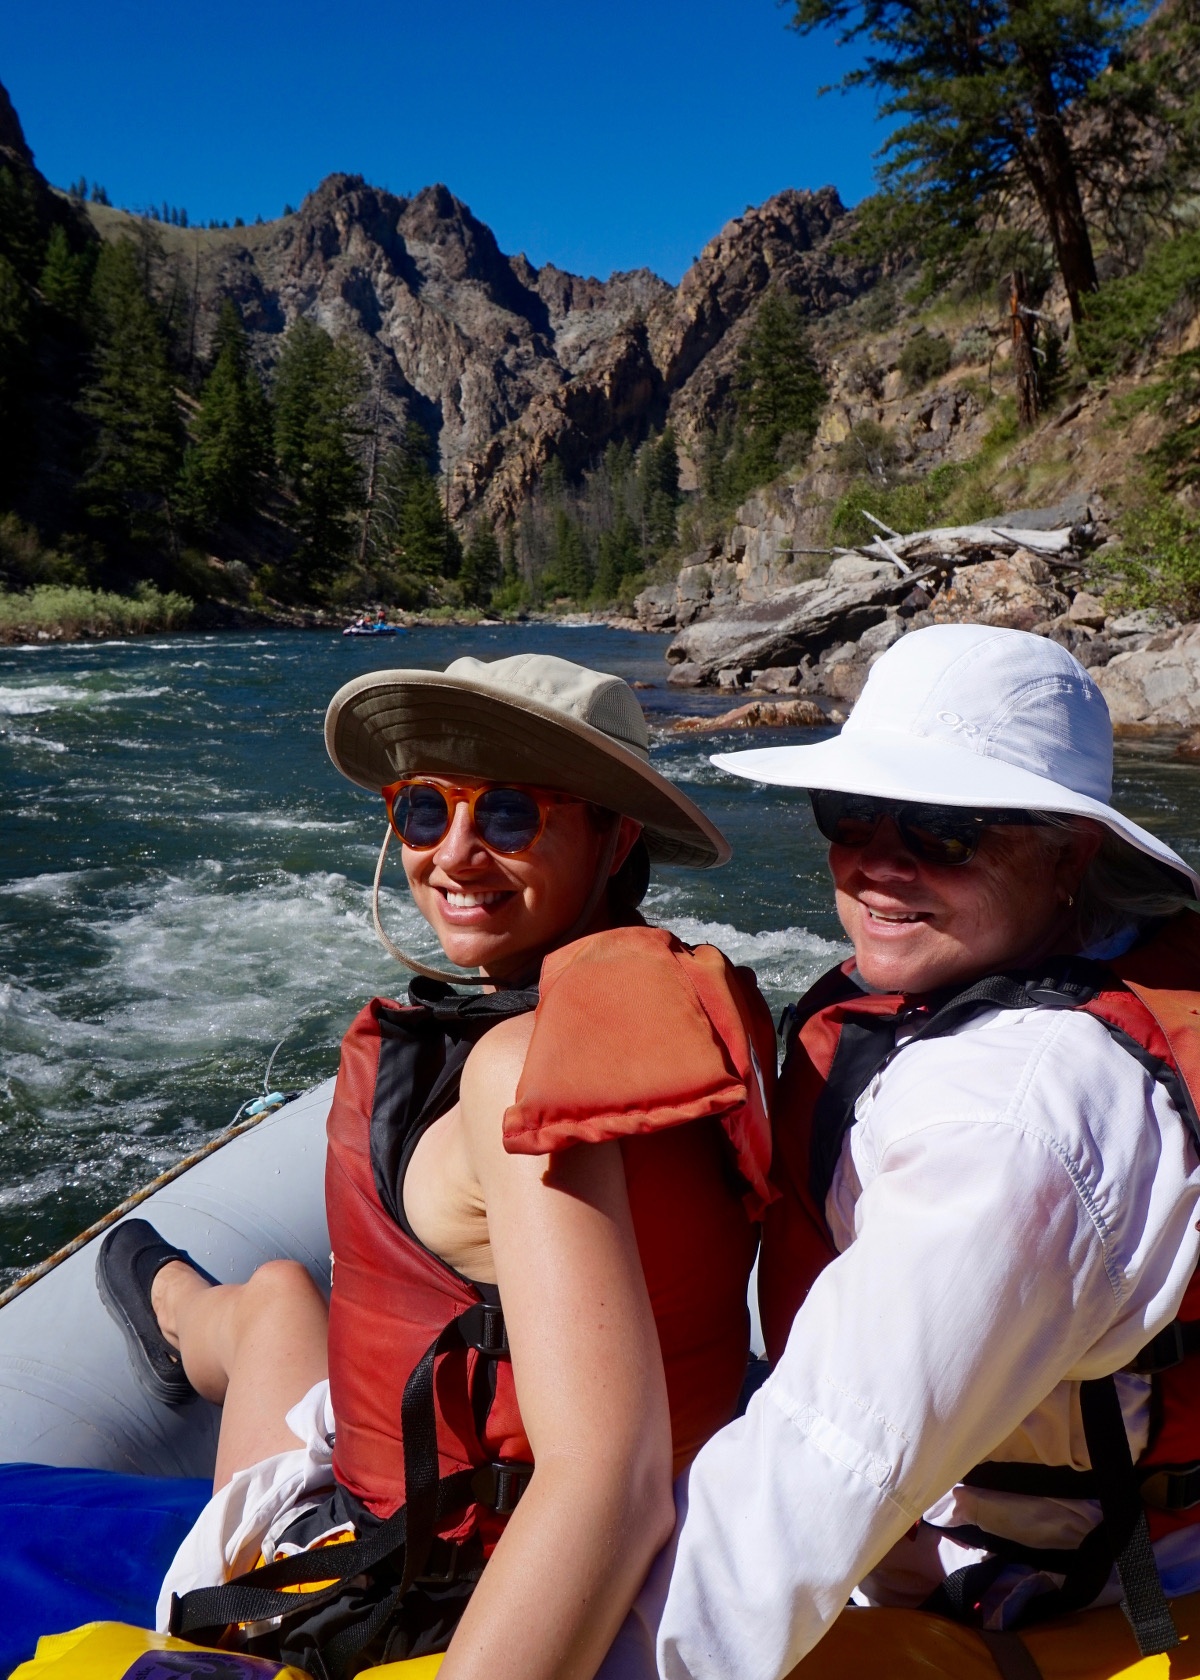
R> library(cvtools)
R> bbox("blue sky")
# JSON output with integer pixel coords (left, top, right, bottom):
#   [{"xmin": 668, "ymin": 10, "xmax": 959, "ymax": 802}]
[{"xmin": 0, "ymin": 0, "xmax": 881, "ymax": 284}]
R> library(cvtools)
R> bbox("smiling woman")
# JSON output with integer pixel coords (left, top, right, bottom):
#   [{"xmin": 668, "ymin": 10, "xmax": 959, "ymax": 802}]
[
  {"xmin": 641, "ymin": 623, "xmax": 1200, "ymax": 1680},
  {"xmin": 95, "ymin": 650, "xmax": 777, "ymax": 1680}
]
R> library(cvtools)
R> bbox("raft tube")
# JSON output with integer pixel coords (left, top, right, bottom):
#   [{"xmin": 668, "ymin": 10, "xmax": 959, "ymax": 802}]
[{"xmin": 0, "ymin": 1080, "xmax": 335, "ymax": 1480}]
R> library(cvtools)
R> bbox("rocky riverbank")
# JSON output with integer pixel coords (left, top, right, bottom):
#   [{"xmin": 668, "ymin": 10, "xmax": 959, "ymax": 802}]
[{"xmin": 635, "ymin": 503, "xmax": 1200, "ymax": 742}]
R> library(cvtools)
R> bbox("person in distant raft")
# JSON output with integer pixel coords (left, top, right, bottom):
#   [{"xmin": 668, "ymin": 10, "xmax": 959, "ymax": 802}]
[
  {"xmin": 608, "ymin": 625, "xmax": 1200, "ymax": 1680},
  {"xmin": 94, "ymin": 654, "xmax": 775, "ymax": 1680}
]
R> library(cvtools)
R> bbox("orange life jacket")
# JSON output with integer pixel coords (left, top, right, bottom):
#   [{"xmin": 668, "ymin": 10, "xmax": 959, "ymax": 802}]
[
  {"xmin": 326, "ymin": 923, "xmax": 776, "ymax": 1556},
  {"xmin": 762, "ymin": 911, "xmax": 1200, "ymax": 1657}
]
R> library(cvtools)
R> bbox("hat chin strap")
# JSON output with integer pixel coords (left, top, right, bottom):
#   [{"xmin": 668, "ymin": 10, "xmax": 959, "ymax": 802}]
[{"xmin": 371, "ymin": 817, "xmax": 623, "ymax": 989}]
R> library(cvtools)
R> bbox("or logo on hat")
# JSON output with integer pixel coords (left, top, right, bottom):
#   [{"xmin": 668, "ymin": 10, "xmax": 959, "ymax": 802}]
[{"xmin": 936, "ymin": 711, "xmax": 981, "ymax": 740}]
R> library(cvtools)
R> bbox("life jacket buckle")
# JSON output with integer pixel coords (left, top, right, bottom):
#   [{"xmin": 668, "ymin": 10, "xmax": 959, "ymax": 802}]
[
  {"xmin": 1023, "ymin": 971, "xmax": 1097, "ymax": 1007},
  {"xmin": 414, "ymin": 1538, "xmax": 463, "ymax": 1585},
  {"xmin": 460, "ymin": 1301, "xmax": 509, "ymax": 1358},
  {"xmin": 1141, "ymin": 1461, "xmax": 1200, "ymax": 1512},
  {"xmin": 471, "ymin": 1459, "xmax": 533, "ymax": 1515}
]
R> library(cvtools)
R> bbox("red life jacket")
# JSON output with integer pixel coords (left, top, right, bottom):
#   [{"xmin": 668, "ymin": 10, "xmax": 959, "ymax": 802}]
[
  {"xmin": 761, "ymin": 911, "xmax": 1200, "ymax": 1656},
  {"xmin": 326, "ymin": 923, "xmax": 777, "ymax": 1560}
]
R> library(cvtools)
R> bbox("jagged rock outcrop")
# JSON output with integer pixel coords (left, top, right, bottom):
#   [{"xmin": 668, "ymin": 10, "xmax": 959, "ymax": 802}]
[
  {"xmin": 86, "ymin": 174, "xmax": 874, "ymax": 529},
  {"xmin": 664, "ymin": 556, "xmax": 916, "ymax": 685},
  {"xmin": 659, "ymin": 511, "xmax": 1200, "ymax": 730}
]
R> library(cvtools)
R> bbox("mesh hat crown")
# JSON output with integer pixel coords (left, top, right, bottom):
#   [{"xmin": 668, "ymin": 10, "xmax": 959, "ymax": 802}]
[{"xmin": 325, "ymin": 651, "xmax": 730, "ymax": 869}]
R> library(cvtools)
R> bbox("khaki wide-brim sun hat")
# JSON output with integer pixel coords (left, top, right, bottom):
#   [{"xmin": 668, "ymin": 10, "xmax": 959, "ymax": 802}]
[
  {"xmin": 712, "ymin": 623, "xmax": 1199, "ymax": 896},
  {"xmin": 325, "ymin": 652, "xmax": 730, "ymax": 869}
]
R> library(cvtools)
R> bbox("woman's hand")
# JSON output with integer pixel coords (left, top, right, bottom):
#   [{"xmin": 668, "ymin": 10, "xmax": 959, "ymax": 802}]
[{"xmin": 439, "ymin": 1013, "xmax": 676, "ymax": 1680}]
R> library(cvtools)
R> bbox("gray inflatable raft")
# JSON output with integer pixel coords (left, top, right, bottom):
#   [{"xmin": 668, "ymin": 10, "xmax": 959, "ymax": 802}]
[
  {"xmin": 0, "ymin": 1080, "xmax": 335, "ymax": 1479},
  {"xmin": 0, "ymin": 1076, "xmax": 765, "ymax": 1482}
]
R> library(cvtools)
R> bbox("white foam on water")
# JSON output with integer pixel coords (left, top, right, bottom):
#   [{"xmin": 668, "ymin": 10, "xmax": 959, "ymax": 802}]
[
  {"xmin": 650, "ymin": 748, "xmax": 748, "ymax": 786},
  {"xmin": 0, "ymin": 869, "xmax": 93, "ymax": 901},
  {"xmin": 0, "ymin": 863, "xmax": 447, "ymax": 1258},
  {"xmin": 5, "ymin": 730, "xmax": 69, "ymax": 755},
  {"xmin": 657, "ymin": 913, "xmax": 844, "ymax": 999},
  {"xmin": 0, "ymin": 680, "xmax": 170, "ymax": 716},
  {"xmin": 205, "ymin": 811, "xmax": 359, "ymax": 833},
  {"xmin": 51, "ymin": 865, "xmax": 440, "ymax": 1066},
  {"xmin": 0, "ymin": 683, "xmax": 80, "ymax": 715}
]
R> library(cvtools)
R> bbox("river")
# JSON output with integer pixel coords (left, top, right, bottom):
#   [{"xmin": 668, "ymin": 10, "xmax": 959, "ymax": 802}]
[{"xmin": 2, "ymin": 624, "xmax": 1199, "ymax": 1284}]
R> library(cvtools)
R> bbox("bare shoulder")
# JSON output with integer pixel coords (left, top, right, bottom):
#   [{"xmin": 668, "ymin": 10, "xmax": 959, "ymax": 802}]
[
  {"xmin": 458, "ymin": 1013, "xmax": 537, "ymax": 1167},
  {"xmin": 462, "ymin": 1011, "xmax": 535, "ymax": 1094}
]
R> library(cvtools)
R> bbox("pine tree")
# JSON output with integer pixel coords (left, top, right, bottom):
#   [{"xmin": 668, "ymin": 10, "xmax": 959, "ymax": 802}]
[
  {"xmin": 546, "ymin": 509, "xmax": 591, "ymax": 600},
  {"xmin": 637, "ymin": 428, "xmax": 682, "ymax": 557},
  {"xmin": 460, "ymin": 524, "xmax": 502, "ymax": 606},
  {"xmin": 399, "ymin": 462, "xmax": 453, "ymax": 579},
  {"xmin": 38, "ymin": 224, "xmax": 92, "ymax": 320},
  {"xmin": 180, "ymin": 299, "xmax": 270, "ymax": 527},
  {"xmin": 737, "ymin": 293, "xmax": 825, "ymax": 444},
  {"xmin": 699, "ymin": 290, "xmax": 829, "ymax": 503},
  {"xmin": 79, "ymin": 240, "xmax": 185, "ymax": 546},
  {"xmin": 0, "ymin": 165, "xmax": 45, "ymax": 283},
  {"xmin": 786, "ymin": 0, "xmax": 1190, "ymax": 319},
  {"xmin": 272, "ymin": 317, "xmax": 364, "ymax": 578},
  {"xmin": 0, "ymin": 254, "xmax": 34, "ymax": 494},
  {"xmin": 363, "ymin": 423, "xmax": 460, "ymax": 594},
  {"xmin": 594, "ymin": 511, "xmax": 641, "ymax": 600}
]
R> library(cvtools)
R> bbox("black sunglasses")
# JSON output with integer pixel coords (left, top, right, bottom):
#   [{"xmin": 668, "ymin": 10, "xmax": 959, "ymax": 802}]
[{"xmin": 809, "ymin": 790, "xmax": 1049, "ymax": 867}]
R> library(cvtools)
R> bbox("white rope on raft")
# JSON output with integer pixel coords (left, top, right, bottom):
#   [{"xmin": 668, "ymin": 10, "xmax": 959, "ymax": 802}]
[{"xmin": 0, "ymin": 1104, "xmax": 280, "ymax": 1311}]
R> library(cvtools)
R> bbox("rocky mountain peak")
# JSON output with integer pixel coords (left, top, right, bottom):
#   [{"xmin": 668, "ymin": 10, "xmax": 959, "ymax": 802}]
[
  {"xmin": 65, "ymin": 125, "xmax": 874, "ymax": 526},
  {"xmin": 0, "ymin": 80, "xmax": 34, "ymax": 173}
]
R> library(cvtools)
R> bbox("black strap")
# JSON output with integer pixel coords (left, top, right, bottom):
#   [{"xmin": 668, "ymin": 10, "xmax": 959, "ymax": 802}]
[
  {"xmin": 979, "ymin": 1630, "xmax": 1045, "ymax": 1680},
  {"xmin": 937, "ymin": 1382, "xmax": 1180, "ymax": 1652},
  {"xmin": 170, "ymin": 1299, "xmax": 531, "ymax": 1650},
  {"xmin": 1092, "ymin": 1017, "xmax": 1200, "ymax": 1155},
  {"xmin": 963, "ymin": 1461, "xmax": 1101, "ymax": 1500},
  {"xmin": 802, "ymin": 957, "xmax": 1112, "ymax": 1209},
  {"xmin": 371, "ymin": 986, "xmax": 539, "ymax": 1226},
  {"xmin": 808, "ymin": 1015, "xmax": 900, "ymax": 1206},
  {"xmin": 1079, "ymin": 1374, "xmax": 1180, "ymax": 1656}
]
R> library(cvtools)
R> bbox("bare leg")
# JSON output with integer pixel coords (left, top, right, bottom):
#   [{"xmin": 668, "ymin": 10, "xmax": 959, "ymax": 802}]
[{"xmin": 152, "ymin": 1259, "xmax": 329, "ymax": 1492}]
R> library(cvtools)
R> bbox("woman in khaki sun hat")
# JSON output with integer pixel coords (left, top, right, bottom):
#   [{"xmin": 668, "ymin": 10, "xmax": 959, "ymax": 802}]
[{"xmin": 97, "ymin": 652, "xmax": 776, "ymax": 1680}]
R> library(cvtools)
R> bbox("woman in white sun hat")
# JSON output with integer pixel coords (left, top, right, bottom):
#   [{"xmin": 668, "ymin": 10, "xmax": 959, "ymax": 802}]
[
  {"xmin": 620, "ymin": 623, "xmax": 1200, "ymax": 1680},
  {"xmin": 96, "ymin": 652, "xmax": 776, "ymax": 1680}
]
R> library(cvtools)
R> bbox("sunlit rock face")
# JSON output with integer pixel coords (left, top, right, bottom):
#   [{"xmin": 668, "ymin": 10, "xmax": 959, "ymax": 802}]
[{"xmin": 104, "ymin": 172, "xmax": 872, "ymax": 525}]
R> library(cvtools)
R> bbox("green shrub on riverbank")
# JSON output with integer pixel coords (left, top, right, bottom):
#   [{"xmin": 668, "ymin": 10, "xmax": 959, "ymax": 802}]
[
  {"xmin": 1092, "ymin": 497, "xmax": 1200, "ymax": 622},
  {"xmin": 0, "ymin": 583, "xmax": 193, "ymax": 640}
]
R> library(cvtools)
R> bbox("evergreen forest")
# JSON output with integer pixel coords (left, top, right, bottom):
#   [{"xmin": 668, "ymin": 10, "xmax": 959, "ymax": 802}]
[{"xmin": 1, "ymin": 0, "xmax": 1199, "ymax": 633}]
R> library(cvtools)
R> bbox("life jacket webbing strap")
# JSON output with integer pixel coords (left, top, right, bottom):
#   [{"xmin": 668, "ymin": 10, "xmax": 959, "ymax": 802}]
[
  {"xmin": 1079, "ymin": 1373, "xmax": 1180, "ymax": 1655},
  {"xmin": 978, "ymin": 1629, "xmax": 1046, "ymax": 1680},
  {"xmin": 930, "ymin": 1379, "xmax": 1181, "ymax": 1653},
  {"xmin": 169, "ymin": 1298, "xmax": 531, "ymax": 1662},
  {"xmin": 805, "ymin": 960, "xmax": 1111, "ymax": 1211}
]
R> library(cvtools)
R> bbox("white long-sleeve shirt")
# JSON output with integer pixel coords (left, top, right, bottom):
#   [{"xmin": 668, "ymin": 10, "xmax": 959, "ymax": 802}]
[{"xmin": 607, "ymin": 1003, "xmax": 1200, "ymax": 1680}]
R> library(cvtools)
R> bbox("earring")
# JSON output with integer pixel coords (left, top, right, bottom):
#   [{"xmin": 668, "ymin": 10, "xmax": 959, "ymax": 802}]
[{"xmin": 1067, "ymin": 893, "xmax": 1075, "ymax": 909}]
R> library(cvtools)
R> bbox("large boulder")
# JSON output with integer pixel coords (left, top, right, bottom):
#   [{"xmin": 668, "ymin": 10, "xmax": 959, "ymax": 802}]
[
  {"xmin": 928, "ymin": 551, "xmax": 1069, "ymax": 631},
  {"xmin": 665, "ymin": 556, "xmax": 913, "ymax": 685},
  {"xmin": 1090, "ymin": 626, "xmax": 1200, "ymax": 732}
]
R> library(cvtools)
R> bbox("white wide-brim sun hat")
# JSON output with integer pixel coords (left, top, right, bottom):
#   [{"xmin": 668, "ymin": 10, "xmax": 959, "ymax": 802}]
[{"xmin": 711, "ymin": 623, "xmax": 1199, "ymax": 897}]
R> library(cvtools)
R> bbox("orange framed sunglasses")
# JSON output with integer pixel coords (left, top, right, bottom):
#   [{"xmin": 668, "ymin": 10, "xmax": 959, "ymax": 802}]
[{"xmin": 381, "ymin": 777, "xmax": 579, "ymax": 856}]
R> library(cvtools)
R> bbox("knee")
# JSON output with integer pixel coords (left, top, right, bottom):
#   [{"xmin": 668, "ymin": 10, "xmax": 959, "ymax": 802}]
[{"xmin": 233, "ymin": 1259, "xmax": 323, "ymax": 1331}]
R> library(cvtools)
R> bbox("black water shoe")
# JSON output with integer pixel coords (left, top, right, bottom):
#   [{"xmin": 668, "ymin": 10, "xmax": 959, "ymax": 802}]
[{"xmin": 96, "ymin": 1218, "xmax": 215, "ymax": 1406}]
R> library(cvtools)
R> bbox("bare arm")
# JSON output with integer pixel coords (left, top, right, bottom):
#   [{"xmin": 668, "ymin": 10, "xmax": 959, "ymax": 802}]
[{"xmin": 439, "ymin": 1013, "xmax": 676, "ymax": 1680}]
